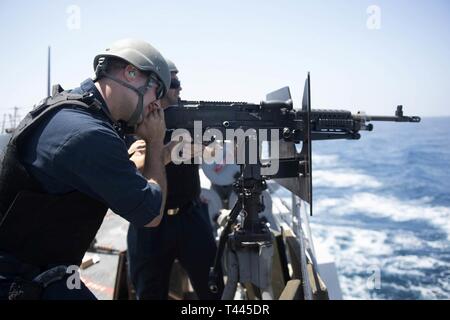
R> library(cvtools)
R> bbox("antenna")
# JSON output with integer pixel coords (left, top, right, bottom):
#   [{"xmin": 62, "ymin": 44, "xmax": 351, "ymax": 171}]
[{"xmin": 47, "ymin": 46, "xmax": 51, "ymax": 97}]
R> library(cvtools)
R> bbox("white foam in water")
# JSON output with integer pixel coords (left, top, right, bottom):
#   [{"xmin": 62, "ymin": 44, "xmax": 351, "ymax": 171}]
[
  {"xmin": 385, "ymin": 255, "xmax": 446, "ymax": 272},
  {"xmin": 390, "ymin": 231, "xmax": 445, "ymax": 250},
  {"xmin": 315, "ymin": 192, "xmax": 450, "ymax": 241},
  {"xmin": 313, "ymin": 153, "xmax": 340, "ymax": 168},
  {"xmin": 310, "ymin": 222, "xmax": 450, "ymax": 299},
  {"xmin": 271, "ymin": 152, "xmax": 450, "ymax": 299},
  {"xmin": 314, "ymin": 170, "xmax": 382, "ymax": 189},
  {"xmin": 408, "ymin": 284, "xmax": 449, "ymax": 300},
  {"xmin": 383, "ymin": 255, "xmax": 450, "ymax": 299},
  {"xmin": 311, "ymin": 169, "xmax": 450, "ymax": 298},
  {"xmin": 311, "ymin": 224, "xmax": 392, "ymax": 299}
]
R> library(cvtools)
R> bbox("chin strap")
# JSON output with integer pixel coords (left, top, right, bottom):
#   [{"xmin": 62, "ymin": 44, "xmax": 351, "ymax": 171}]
[
  {"xmin": 95, "ymin": 67, "xmax": 157, "ymax": 132},
  {"xmin": 101, "ymin": 73, "xmax": 148, "ymax": 128}
]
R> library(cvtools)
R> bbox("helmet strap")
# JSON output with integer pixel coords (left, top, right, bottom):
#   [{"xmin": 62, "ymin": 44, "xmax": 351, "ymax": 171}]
[{"xmin": 99, "ymin": 72, "xmax": 152, "ymax": 131}]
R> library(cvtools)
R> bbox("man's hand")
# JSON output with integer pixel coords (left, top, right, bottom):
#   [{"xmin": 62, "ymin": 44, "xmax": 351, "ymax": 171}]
[
  {"xmin": 128, "ymin": 139, "xmax": 146, "ymax": 156},
  {"xmin": 135, "ymin": 106, "xmax": 166, "ymax": 145},
  {"xmin": 127, "ymin": 105, "xmax": 168, "ymax": 228},
  {"xmin": 128, "ymin": 139, "xmax": 146, "ymax": 172}
]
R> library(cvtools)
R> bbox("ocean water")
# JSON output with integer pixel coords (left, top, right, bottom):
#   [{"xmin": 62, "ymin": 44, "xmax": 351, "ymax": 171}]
[{"xmin": 308, "ymin": 117, "xmax": 450, "ymax": 299}]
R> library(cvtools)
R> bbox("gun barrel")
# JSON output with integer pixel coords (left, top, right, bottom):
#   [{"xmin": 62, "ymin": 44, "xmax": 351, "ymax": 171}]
[
  {"xmin": 359, "ymin": 115, "xmax": 421, "ymax": 122},
  {"xmin": 355, "ymin": 105, "xmax": 421, "ymax": 123}
]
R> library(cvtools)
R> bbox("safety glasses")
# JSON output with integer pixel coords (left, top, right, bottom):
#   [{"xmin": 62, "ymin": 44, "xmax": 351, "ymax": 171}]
[
  {"xmin": 146, "ymin": 73, "xmax": 165, "ymax": 99},
  {"xmin": 170, "ymin": 78, "xmax": 181, "ymax": 89}
]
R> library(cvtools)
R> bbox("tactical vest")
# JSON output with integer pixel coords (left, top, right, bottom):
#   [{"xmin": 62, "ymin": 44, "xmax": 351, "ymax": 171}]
[{"xmin": 0, "ymin": 89, "xmax": 109, "ymax": 267}]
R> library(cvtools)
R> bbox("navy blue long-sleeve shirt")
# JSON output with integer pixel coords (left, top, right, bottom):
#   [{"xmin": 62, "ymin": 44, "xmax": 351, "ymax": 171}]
[{"xmin": 19, "ymin": 79, "xmax": 162, "ymax": 226}]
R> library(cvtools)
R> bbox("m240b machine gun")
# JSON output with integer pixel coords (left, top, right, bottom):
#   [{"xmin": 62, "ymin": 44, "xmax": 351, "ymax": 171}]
[
  {"xmin": 165, "ymin": 73, "xmax": 420, "ymax": 215},
  {"xmin": 164, "ymin": 73, "xmax": 420, "ymax": 299}
]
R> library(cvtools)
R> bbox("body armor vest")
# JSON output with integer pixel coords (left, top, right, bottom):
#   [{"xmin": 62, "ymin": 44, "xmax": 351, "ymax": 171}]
[{"xmin": 0, "ymin": 89, "xmax": 109, "ymax": 267}]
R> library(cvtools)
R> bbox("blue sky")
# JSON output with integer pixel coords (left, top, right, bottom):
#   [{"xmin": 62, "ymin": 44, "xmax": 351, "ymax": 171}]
[{"xmin": 0, "ymin": 0, "xmax": 449, "ymax": 120}]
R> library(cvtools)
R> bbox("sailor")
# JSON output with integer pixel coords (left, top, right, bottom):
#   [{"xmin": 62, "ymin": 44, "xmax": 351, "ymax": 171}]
[
  {"xmin": 0, "ymin": 39, "xmax": 171, "ymax": 300},
  {"xmin": 126, "ymin": 59, "xmax": 224, "ymax": 300}
]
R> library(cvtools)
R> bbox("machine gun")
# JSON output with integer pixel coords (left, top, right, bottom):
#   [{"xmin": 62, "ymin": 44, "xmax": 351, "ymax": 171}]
[
  {"xmin": 165, "ymin": 73, "xmax": 420, "ymax": 215},
  {"xmin": 164, "ymin": 73, "xmax": 421, "ymax": 299}
]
